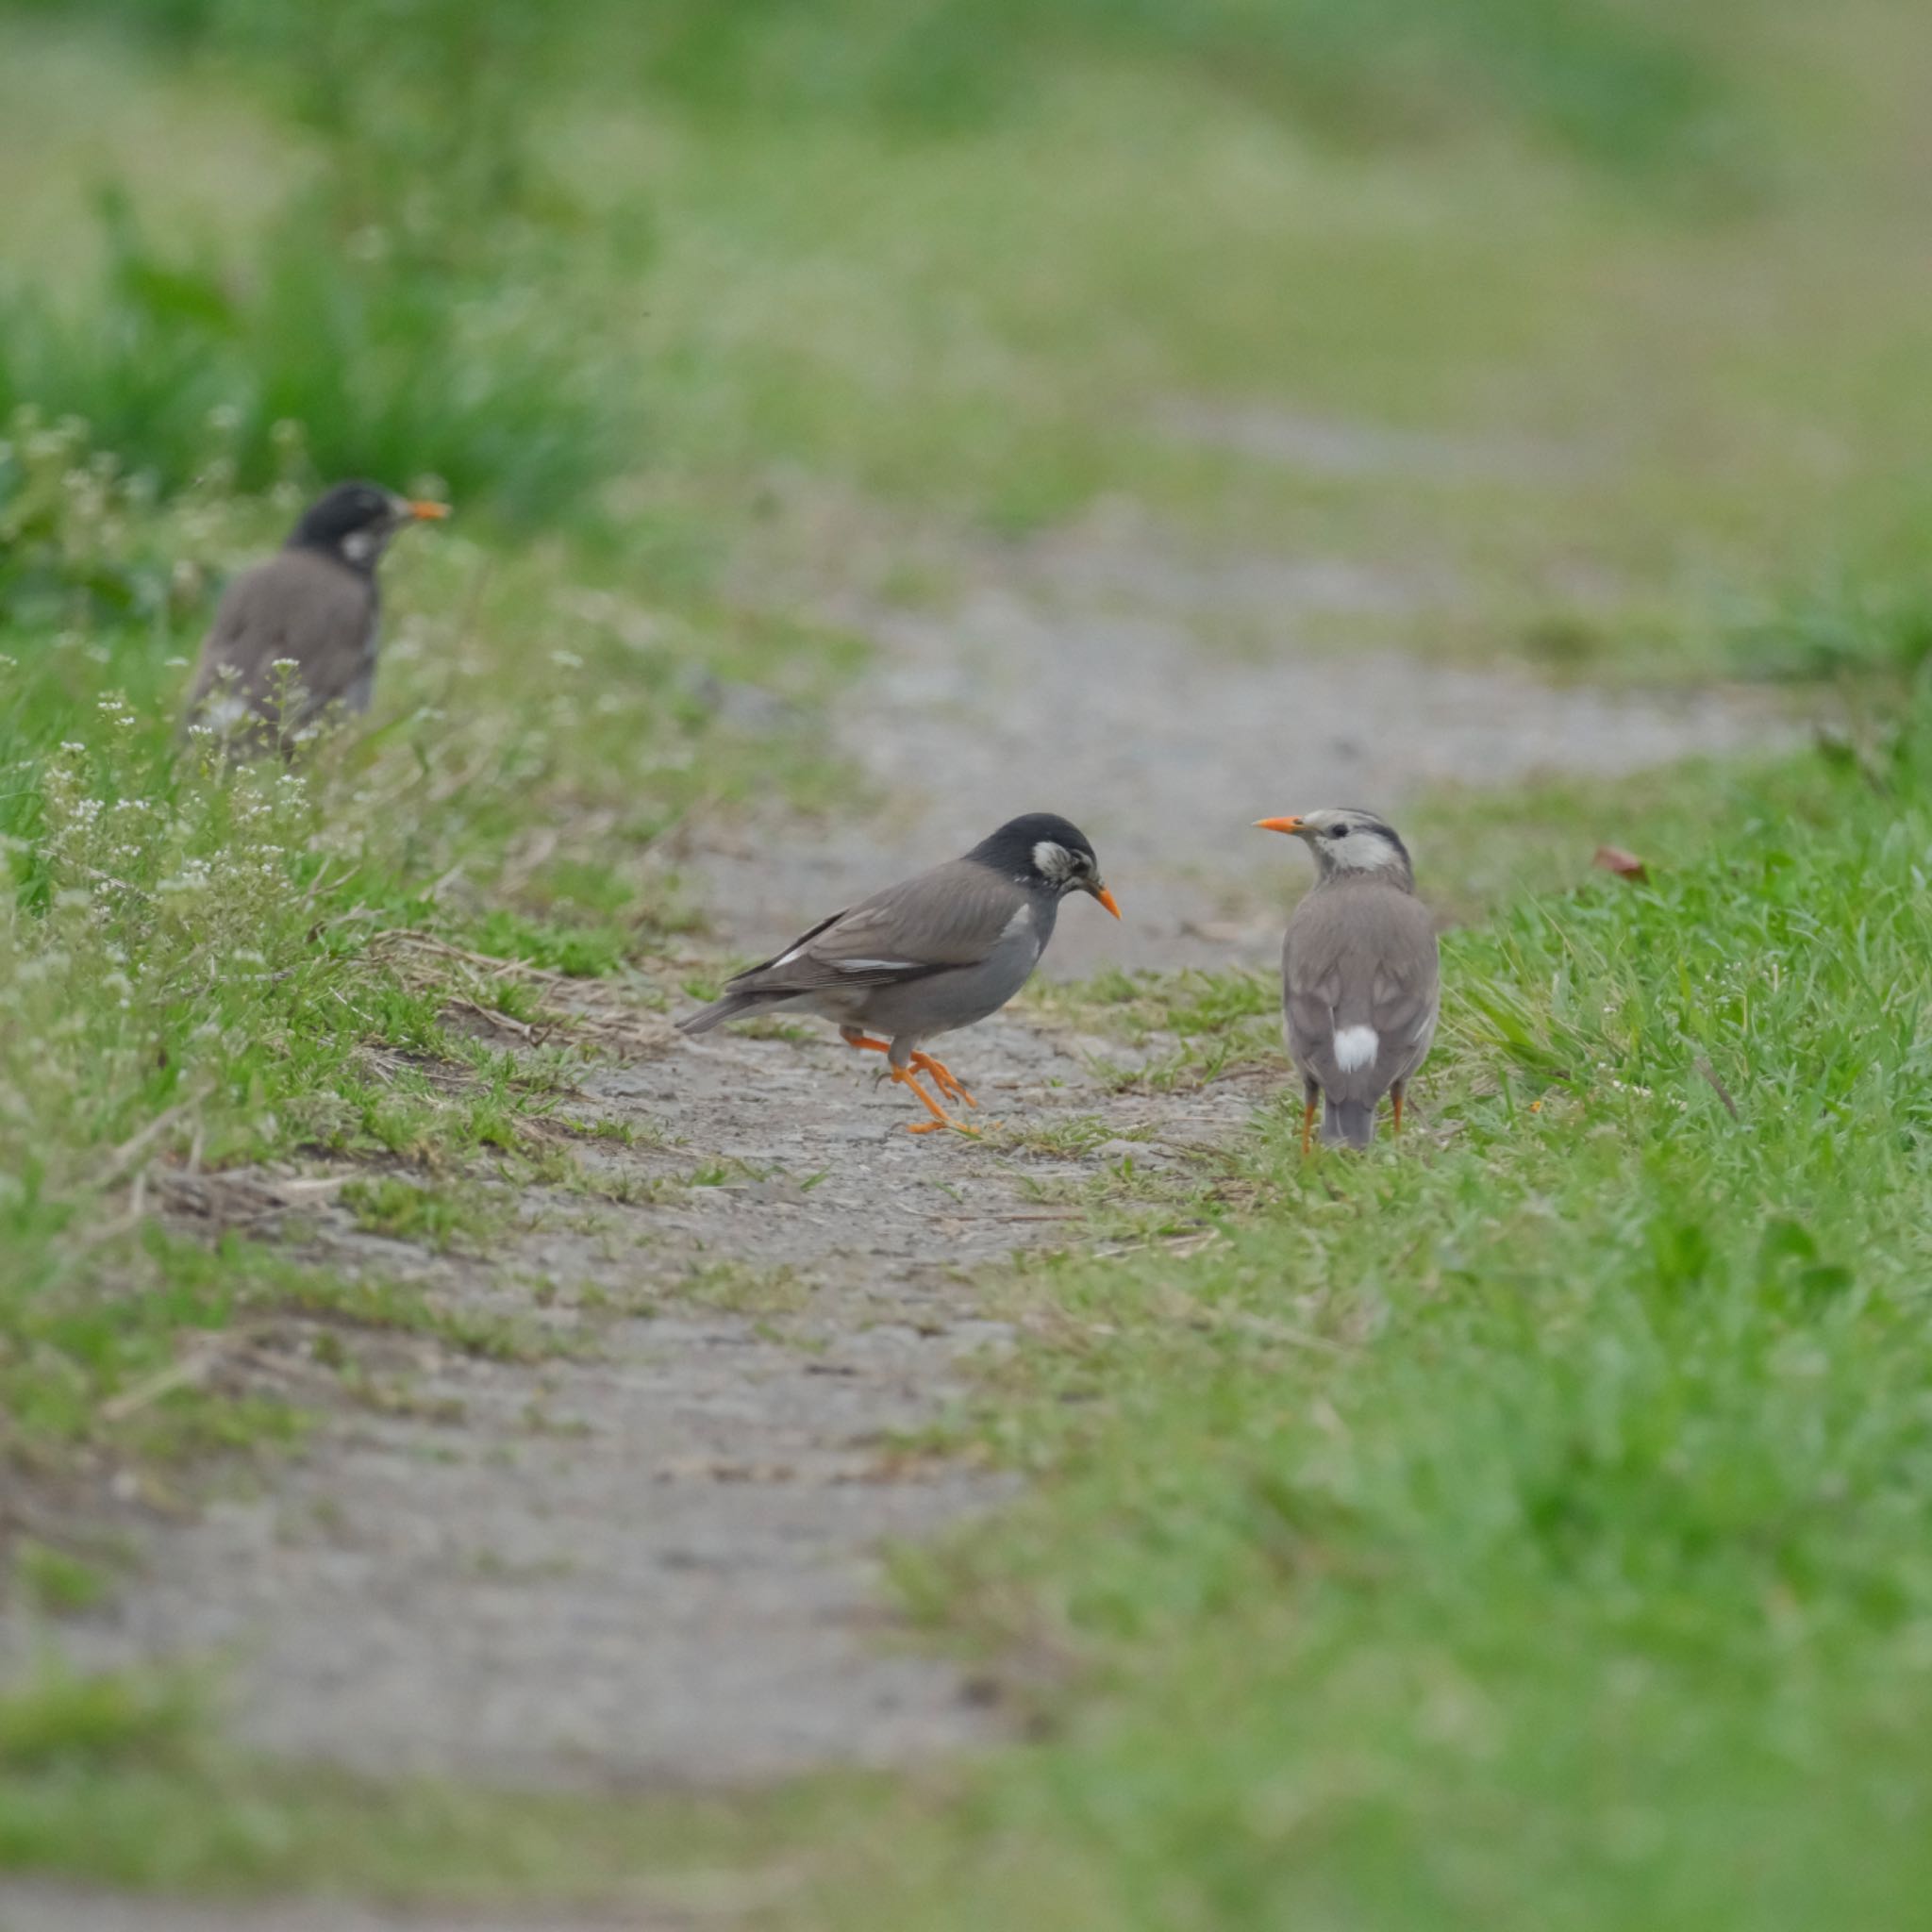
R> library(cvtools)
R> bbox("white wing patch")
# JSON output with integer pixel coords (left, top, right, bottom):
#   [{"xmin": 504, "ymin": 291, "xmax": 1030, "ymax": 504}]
[
  {"xmin": 834, "ymin": 958, "xmax": 920, "ymax": 974},
  {"xmin": 1333, "ymin": 1024, "xmax": 1378, "ymax": 1072}
]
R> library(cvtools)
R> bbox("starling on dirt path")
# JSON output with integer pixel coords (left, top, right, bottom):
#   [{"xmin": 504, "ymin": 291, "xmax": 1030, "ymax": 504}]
[{"xmin": 678, "ymin": 813, "xmax": 1122, "ymax": 1136}]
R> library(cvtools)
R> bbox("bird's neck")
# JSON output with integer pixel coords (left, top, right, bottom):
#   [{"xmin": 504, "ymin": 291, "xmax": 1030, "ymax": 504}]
[
  {"xmin": 287, "ymin": 536, "xmax": 381, "ymax": 578},
  {"xmin": 1315, "ymin": 861, "xmax": 1415, "ymax": 894}
]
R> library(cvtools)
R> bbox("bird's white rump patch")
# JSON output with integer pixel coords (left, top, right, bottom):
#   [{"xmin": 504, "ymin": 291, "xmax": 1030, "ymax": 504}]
[{"xmin": 1333, "ymin": 1024, "xmax": 1378, "ymax": 1072}]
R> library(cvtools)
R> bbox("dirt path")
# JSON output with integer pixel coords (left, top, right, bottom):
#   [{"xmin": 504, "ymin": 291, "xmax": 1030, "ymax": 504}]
[
  {"xmin": 693, "ymin": 512, "xmax": 1785, "ymax": 977},
  {"xmin": 0, "ymin": 1888, "xmax": 676, "ymax": 1932},
  {"xmin": 0, "ymin": 514, "xmax": 1784, "ymax": 1929},
  {"xmin": 30, "ymin": 1016, "xmax": 1223, "ymax": 1792}
]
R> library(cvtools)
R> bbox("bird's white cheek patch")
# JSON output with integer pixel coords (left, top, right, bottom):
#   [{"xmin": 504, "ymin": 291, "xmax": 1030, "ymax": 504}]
[{"xmin": 1334, "ymin": 1025, "xmax": 1379, "ymax": 1072}]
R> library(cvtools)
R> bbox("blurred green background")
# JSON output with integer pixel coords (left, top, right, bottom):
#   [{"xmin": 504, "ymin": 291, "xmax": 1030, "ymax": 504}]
[{"xmin": 4, "ymin": 0, "xmax": 1931, "ymax": 673}]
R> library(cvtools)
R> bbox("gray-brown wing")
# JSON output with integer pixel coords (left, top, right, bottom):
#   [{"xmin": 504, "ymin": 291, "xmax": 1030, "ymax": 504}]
[
  {"xmin": 184, "ymin": 553, "xmax": 376, "ymax": 729},
  {"xmin": 724, "ymin": 858, "xmax": 1027, "ymax": 998},
  {"xmin": 1283, "ymin": 885, "xmax": 1439, "ymax": 1101}
]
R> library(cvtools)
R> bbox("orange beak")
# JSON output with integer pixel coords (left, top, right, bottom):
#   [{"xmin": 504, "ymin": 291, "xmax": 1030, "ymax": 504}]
[
  {"xmin": 1094, "ymin": 885, "xmax": 1122, "ymax": 920},
  {"xmin": 1255, "ymin": 816, "xmax": 1305, "ymax": 835},
  {"xmin": 408, "ymin": 499, "xmax": 451, "ymax": 521}
]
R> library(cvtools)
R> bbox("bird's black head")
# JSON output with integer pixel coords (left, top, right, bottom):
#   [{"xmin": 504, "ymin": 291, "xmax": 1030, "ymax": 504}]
[
  {"xmin": 967, "ymin": 812, "xmax": 1120, "ymax": 916},
  {"xmin": 286, "ymin": 481, "xmax": 448, "ymax": 572}
]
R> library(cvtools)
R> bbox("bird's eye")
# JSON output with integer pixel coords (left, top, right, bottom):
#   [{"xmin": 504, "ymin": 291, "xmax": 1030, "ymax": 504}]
[{"xmin": 1327, "ymin": 824, "xmax": 1350, "ymax": 840}]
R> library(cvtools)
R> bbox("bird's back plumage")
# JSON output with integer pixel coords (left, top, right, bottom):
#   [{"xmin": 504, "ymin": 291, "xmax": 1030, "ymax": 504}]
[
  {"xmin": 677, "ymin": 857, "xmax": 1045, "ymax": 1041},
  {"xmin": 184, "ymin": 549, "xmax": 378, "ymax": 742},
  {"xmin": 1283, "ymin": 876, "xmax": 1439, "ymax": 1146}
]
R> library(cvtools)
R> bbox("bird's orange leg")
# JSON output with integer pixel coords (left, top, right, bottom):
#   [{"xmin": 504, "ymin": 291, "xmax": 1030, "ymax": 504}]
[
  {"xmin": 1301, "ymin": 1096, "xmax": 1318, "ymax": 1158},
  {"xmin": 841, "ymin": 1029, "xmax": 977, "ymax": 1112},
  {"xmin": 908, "ymin": 1050, "xmax": 976, "ymax": 1108},
  {"xmin": 891, "ymin": 1066, "xmax": 975, "ymax": 1136}
]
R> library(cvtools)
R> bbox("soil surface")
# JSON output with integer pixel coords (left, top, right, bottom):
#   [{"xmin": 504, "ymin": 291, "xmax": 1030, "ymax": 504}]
[
  {"xmin": 27, "ymin": 1016, "xmax": 1224, "ymax": 1790},
  {"xmin": 692, "ymin": 509, "xmax": 1785, "ymax": 978},
  {"xmin": 0, "ymin": 1888, "xmax": 678, "ymax": 1932},
  {"xmin": 0, "ymin": 511, "xmax": 1788, "ymax": 1930}
]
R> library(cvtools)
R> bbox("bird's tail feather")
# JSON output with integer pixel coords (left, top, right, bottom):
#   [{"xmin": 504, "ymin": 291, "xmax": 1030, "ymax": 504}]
[
  {"xmin": 1322, "ymin": 1098, "xmax": 1376, "ymax": 1149},
  {"xmin": 677, "ymin": 991, "xmax": 762, "ymax": 1036}
]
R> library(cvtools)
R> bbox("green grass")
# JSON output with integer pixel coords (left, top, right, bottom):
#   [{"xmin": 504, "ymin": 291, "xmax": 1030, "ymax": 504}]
[
  {"xmin": 7, "ymin": 685, "xmax": 1925, "ymax": 1928},
  {"xmin": 4, "ymin": 1, "xmax": 1932, "ymax": 1918},
  {"xmin": 7, "ymin": 8, "xmax": 1932, "ymax": 675},
  {"xmin": 0, "ymin": 193, "xmax": 625, "ymax": 526},
  {"xmin": 340, "ymin": 1174, "xmax": 515, "ymax": 1254},
  {"xmin": 0, "ymin": 0, "xmax": 626, "ymax": 523},
  {"xmin": 0, "ymin": 438, "xmax": 852, "ymax": 1474},
  {"xmin": 12, "ymin": 0, "xmax": 1738, "ymax": 174},
  {"xmin": 9, "ymin": 1543, "xmax": 115, "ymax": 1616},
  {"xmin": 673, "ymin": 1259, "xmax": 813, "ymax": 1317},
  {"xmin": 0, "ymin": 1660, "xmax": 856, "ymax": 1907},
  {"xmin": 776, "ymin": 694, "xmax": 1932, "ymax": 1932}
]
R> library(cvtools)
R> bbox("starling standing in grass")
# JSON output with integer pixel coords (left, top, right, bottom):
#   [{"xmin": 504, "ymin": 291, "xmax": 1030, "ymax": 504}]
[
  {"xmin": 182, "ymin": 481, "xmax": 447, "ymax": 751},
  {"xmin": 677, "ymin": 813, "xmax": 1122, "ymax": 1136},
  {"xmin": 1256, "ymin": 807, "xmax": 1440, "ymax": 1153}
]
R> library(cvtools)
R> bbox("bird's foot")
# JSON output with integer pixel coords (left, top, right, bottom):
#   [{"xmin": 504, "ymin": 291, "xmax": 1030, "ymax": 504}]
[
  {"xmin": 909, "ymin": 1050, "xmax": 976, "ymax": 1108},
  {"xmin": 846, "ymin": 1031, "xmax": 978, "ymax": 1119},
  {"xmin": 891, "ymin": 1067, "xmax": 976, "ymax": 1136}
]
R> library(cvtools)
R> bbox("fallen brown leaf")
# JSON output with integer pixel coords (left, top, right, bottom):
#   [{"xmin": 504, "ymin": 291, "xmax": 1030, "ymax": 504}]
[{"xmin": 1593, "ymin": 844, "xmax": 1649, "ymax": 883}]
